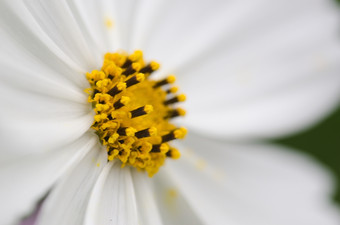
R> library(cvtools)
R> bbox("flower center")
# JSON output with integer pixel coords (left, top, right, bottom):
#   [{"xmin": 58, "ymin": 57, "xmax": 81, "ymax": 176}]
[{"xmin": 85, "ymin": 50, "xmax": 186, "ymax": 176}]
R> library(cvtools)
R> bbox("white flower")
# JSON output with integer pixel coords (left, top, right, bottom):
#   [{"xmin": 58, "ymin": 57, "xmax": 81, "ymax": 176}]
[{"xmin": 0, "ymin": 0, "xmax": 340, "ymax": 225}]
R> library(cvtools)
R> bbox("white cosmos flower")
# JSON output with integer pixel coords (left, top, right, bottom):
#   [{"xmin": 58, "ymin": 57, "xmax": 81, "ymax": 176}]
[{"xmin": 1, "ymin": 0, "xmax": 340, "ymax": 225}]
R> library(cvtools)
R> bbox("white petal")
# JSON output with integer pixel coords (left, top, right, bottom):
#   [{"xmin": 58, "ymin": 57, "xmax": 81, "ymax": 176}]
[
  {"xmin": 0, "ymin": 133, "xmax": 96, "ymax": 225},
  {"xmin": 165, "ymin": 134, "xmax": 340, "ymax": 225},
  {"xmin": 97, "ymin": 0, "xmax": 139, "ymax": 51},
  {"xmin": 0, "ymin": 2, "xmax": 83, "ymax": 82},
  {"xmin": 131, "ymin": 170, "xmax": 163, "ymax": 225},
  {"xmin": 183, "ymin": 68, "xmax": 340, "ymax": 140},
  {"xmin": 0, "ymin": 1, "xmax": 100, "ymax": 156},
  {"xmin": 0, "ymin": 0, "xmax": 120, "ymax": 95},
  {"xmin": 152, "ymin": 171, "xmax": 204, "ymax": 225},
  {"xmin": 0, "ymin": 0, "xmax": 105, "ymax": 71},
  {"xmin": 85, "ymin": 162, "xmax": 138, "ymax": 225},
  {"xmin": 36, "ymin": 138, "xmax": 107, "ymax": 225},
  {"xmin": 0, "ymin": 30, "xmax": 89, "ymax": 103},
  {"xmin": 132, "ymin": 0, "xmax": 340, "ymax": 139},
  {"xmin": 70, "ymin": 0, "xmax": 121, "ymax": 51},
  {"xmin": 0, "ymin": 75, "xmax": 94, "ymax": 157}
]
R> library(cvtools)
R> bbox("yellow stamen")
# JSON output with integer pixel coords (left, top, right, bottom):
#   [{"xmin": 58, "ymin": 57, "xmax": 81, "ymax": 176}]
[
  {"xmin": 177, "ymin": 108, "xmax": 186, "ymax": 116},
  {"xmin": 128, "ymin": 50, "xmax": 143, "ymax": 61},
  {"xmin": 177, "ymin": 94, "xmax": 186, "ymax": 102},
  {"xmin": 85, "ymin": 51, "xmax": 186, "ymax": 176},
  {"xmin": 167, "ymin": 86, "xmax": 178, "ymax": 94},
  {"xmin": 167, "ymin": 75, "xmax": 176, "ymax": 83},
  {"xmin": 168, "ymin": 148, "xmax": 181, "ymax": 159},
  {"xmin": 149, "ymin": 127, "xmax": 157, "ymax": 136},
  {"xmin": 150, "ymin": 61, "xmax": 160, "ymax": 71},
  {"xmin": 174, "ymin": 127, "xmax": 187, "ymax": 139}
]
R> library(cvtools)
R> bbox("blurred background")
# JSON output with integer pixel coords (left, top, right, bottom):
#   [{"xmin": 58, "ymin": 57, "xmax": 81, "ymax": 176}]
[{"xmin": 276, "ymin": 102, "xmax": 340, "ymax": 203}]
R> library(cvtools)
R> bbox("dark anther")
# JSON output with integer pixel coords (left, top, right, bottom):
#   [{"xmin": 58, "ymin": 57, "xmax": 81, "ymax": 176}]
[
  {"xmin": 122, "ymin": 59, "xmax": 132, "ymax": 68},
  {"xmin": 117, "ymin": 127, "xmax": 129, "ymax": 136},
  {"xmin": 164, "ymin": 96, "xmax": 180, "ymax": 105},
  {"xmin": 130, "ymin": 106, "xmax": 148, "ymax": 118},
  {"xmin": 153, "ymin": 78, "xmax": 169, "ymax": 88},
  {"xmin": 125, "ymin": 75, "xmax": 140, "ymax": 88},
  {"xmin": 113, "ymin": 98, "xmax": 125, "ymax": 109},
  {"xmin": 150, "ymin": 144, "xmax": 162, "ymax": 153},
  {"xmin": 161, "ymin": 131, "xmax": 176, "ymax": 142},
  {"xmin": 164, "ymin": 109, "xmax": 180, "ymax": 119},
  {"xmin": 92, "ymin": 89, "xmax": 99, "ymax": 98},
  {"xmin": 135, "ymin": 128, "xmax": 151, "ymax": 138},
  {"xmin": 107, "ymin": 113, "xmax": 113, "ymax": 120},
  {"xmin": 107, "ymin": 85, "xmax": 122, "ymax": 96},
  {"xmin": 122, "ymin": 65, "xmax": 137, "ymax": 76},
  {"xmin": 108, "ymin": 148, "xmax": 114, "ymax": 155},
  {"xmin": 166, "ymin": 150, "xmax": 172, "ymax": 157},
  {"xmin": 139, "ymin": 64, "xmax": 153, "ymax": 74},
  {"xmin": 104, "ymin": 136, "xmax": 110, "ymax": 142}
]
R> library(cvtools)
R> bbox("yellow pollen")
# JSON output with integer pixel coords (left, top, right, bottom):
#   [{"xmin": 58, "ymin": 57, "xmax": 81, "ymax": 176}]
[
  {"xmin": 149, "ymin": 127, "xmax": 157, "ymax": 136},
  {"xmin": 167, "ymin": 75, "xmax": 176, "ymax": 83},
  {"xmin": 160, "ymin": 143, "xmax": 170, "ymax": 153},
  {"xmin": 150, "ymin": 61, "xmax": 160, "ymax": 70},
  {"xmin": 177, "ymin": 108, "xmax": 186, "ymax": 116},
  {"xmin": 144, "ymin": 105, "xmax": 153, "ymax": 114},
  {"xmin": 108, "ymin": 133, "xmax": 119, "ymax": 144},
  {"xmin": 174, "ymin": 127, "xmax": 187, "ymax": 139},
  {"xmin": 85, "ymin": 50, "xmax": 186, "ymax": 176},
  {"xmin": 104, "ymin": 18, "xmax": 114, "ymax": 28},
  {"xmin": 136, "ymin": 73, "xmax": 145, "ymax": 82},
  {"xmin": 169, "ymin": 86, "xmax": 178, "ymax": 93},
  {"xmin": 120, "ymin": 96, "xmax": 130, "ymax": 106},
  {"xmin": 125, "ymin": 127, "xmax": 137, "ymax": 136},
  {"xmin": 117, "ymin": 82, "xmax": 126, "ymax": 91},
  {"xmin": 177, "ymin": 94, "xmax": 186, "ymax": 102},
  {"xmin": 169, "ymin": 148, "xmax": 181, "ymax": 159},
  {"xmin": 128, "ymin": 50, "xmax": 143, "ymax": 61},
  {"xmin": 168, "ymin": 188, "xmax": 178, "ymax": 199},
  {"xmin": 132, "ymin": 63, "xmax": 142, "ymax": 71}
]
